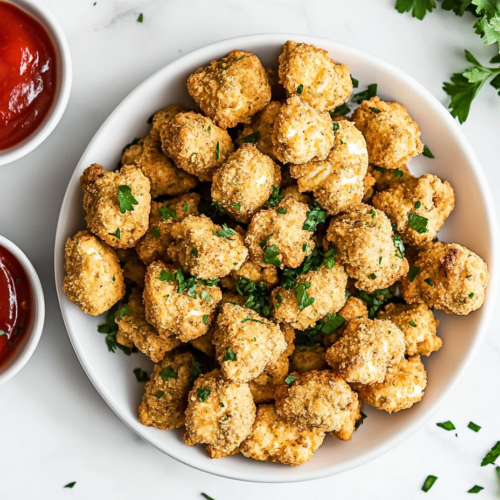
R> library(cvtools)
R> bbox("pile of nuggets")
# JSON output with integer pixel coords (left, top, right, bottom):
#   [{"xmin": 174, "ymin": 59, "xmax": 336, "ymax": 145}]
[{"xmin": 63, "ymin": 40, "xmax": 489, "ymax": 466}]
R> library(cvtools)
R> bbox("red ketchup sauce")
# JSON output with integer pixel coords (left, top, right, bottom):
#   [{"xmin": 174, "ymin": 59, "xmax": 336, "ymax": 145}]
[
  {"xmin": 0, "ymin": 246, "xmax": 32, "ymax": 368},
  {"xmin": 0, "ymin": 1, "xmax": 57, "ymax": 151}
]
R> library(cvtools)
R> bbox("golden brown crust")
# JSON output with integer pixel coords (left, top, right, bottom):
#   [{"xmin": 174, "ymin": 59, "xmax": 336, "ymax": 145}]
[
  {"xmin": 290, "ymin": 344, "xmax": 328, "ymax": 374},
  {"xmin": 330, "ymin": 394, "xmax": 362, "ymax": 441},
  {"xmin": 220, "ymin": 260, "xmax": 279, "ymax": 291},
  {"xmin": 116, "ymin": 248, "xmax": 147, "ymax": 288}
]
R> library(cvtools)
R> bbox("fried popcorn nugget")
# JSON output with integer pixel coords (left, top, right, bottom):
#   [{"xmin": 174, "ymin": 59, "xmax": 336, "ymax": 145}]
[
  {"xmin": 401, "ymin": 241, "xmax": 488, "ymax": 315},
  {"xmin": 220, "ymin": 260, "xmax": 279, "ymax": 291},
  {"xmin": 138, "ymin": 351, "xmax": 195, "ymax": 430},
  {"xmin": 278, "ymin": 40, "xmax": 352, "ymax": 112},
  {"xmin": 290, "ymin": 120, "xmax": 368, "ymax": 215},
  {"xmin": 116, "ymin": 248, "xmax": 146, "ymax": 288},
  {"xmin": 352, "ymin": 96, "xmax": 423, "ymax": 170},
  {"xmin": 213, "ymin": 303, "xmax": 287, "ymax": 384},
  {"xmin": 63, "ymin": 230, "xmax": 125, "ymax": 316},
  {"xmin": 187, "ymin": 50, "xmax": 271, "ymax": 129},
  {"xmin": 272, "ymin": 96, "xmax": 334, "ymax": 164},
  {"xmin": 149, "ymin": 104, "xmax": 188, "ymax": 143},
  {"xmin": 327, "ymin": 204, "xmax": 409, "ymax": 293},
  {"xmin": 184, "ymin": 369, "xmax": 256, "ymax": 455},
  {"xmin": 290, "ymin": 344, "xmax": 328, "ymax": 374},
  {"xmin": 240, "ymin": 404, "xmax": 325, "ymax": 466},
  {"xmin": 81, "ymin": 163, "xmax": 151, "ymax": 249}
]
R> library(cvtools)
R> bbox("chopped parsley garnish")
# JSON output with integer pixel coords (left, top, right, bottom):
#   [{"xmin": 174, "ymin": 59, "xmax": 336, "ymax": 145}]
[
  {"xmin": 183, "ymin": 203, "xmax": 189, "ymax": 212},
  {"xmin": 415, "ymin": 201, "xmax": 422, "ymax": 209},
  {"xmin": 133, "ymin": 368, "xmax": 149, "ymax": 382},
  {"xmin": 351, "ymin": 75, "xmax": 359, "ymax": 87},
  {"xmin": 241, "ymin": 130, "xmax": 260, "ymax": 144},
  {"xmin": 468, "ymin": 421, "xmax": 481, "ymax": 432},
  {"xmin": 294, "ymin": 282, "xmax": 315, "ymax": 311},
  {"xmin": 297, "ymin": 84, "xmax": 304, "ymax": 94},
  {"xmin": 201, "ymin": 493, "xmax": 215, "ymax": 500},
  {"xmin": 241, "ymin": 318, "xmax": 265, "ymax": 324},
  {"xmin": 424, "ymin": 278, "xmax": 434, "ymax": 287},
  {"xmin": 302, "ymin": 243, "xmax": 311, "ymax": 252},
  {"xmin": 213, "ymin": 224, "xmax": 236, "ymax": 238},
  {"xmin": 155, "ymin": 391, "xmax": 164, "ymax": 399},
  {"xmin": 370, "ymin": 273, "xmax": 377, "ymax": 280},
  {"xmin": 408, "ymin": 212, "xmax": 429, "ymax": 233},
  {"xmin": 276, "ymin": 207, "xmax": 287, "ymax": 214},
  {"xmin": 231, "ymin": 203, "xmax": 241, "ymax": 210},
  {"xmin": 296, "ymin": 313, "xmax": 345, "ymax": 347},
  {"xmin": 324, "ymin": 248, "xmax": 337, "ymax": 269},
  {"xmin": 109, "ymin": 228, "xmax": 121, "ymax": 240},
  {"xmin": 263, "ymin": 244, "xmax": 282, "ymax": 267},
  {"xmin": 352, "ymin": 83, "xmax": 378, "ymax": 102},
  {"xmin": 330, "ymin": 103, "xmax": 351, "ymax": 116},
  {"xmin": 235, "ymin": 276, "xmax": 271, "ymax": 317},
  {"xmin": 157, "ymin": 269, "xmax": 176, "ymax": 282},
  {"xmin": 408, "ymin": 266, "xmax": 421, "ymax": 282},
  {"xmin": 203, "ymin": 314, "xmax": 209, "ymax": 325},
  {"xmin": 159, "ymin": 205, "xmax": 176, "ymax": 220},
  {"xmin": 64, "ymin": 482, "xmax": 77, "ymax": 489},
  {"xmin": 265, "ymin": 186, "xmax": 283, "ymax": 206},
  {"xmin": 409, "ymin": 320, "xmax": 417, "ymax": 327},
  {"xmin": 150, "ymin": 225, "xmax": 160, "ymax": 238},
  {"xmin": 118, "ymin": 305, "xmax": 130, "ymax": 319},
  {"xmin": 260, "ymin": 234, "xmax": 272, "ymax": 249},
  {"xmin": 468, "ymin": 485, "xmax": 484, "ymax": 494},
  {"xmin": 222, "ymin": 348, "xmax": 237, "ymax": 362},
  {"xmin": 190, "ymin": 247, "xmax": 198, "ymax": 257},
  {"xmin": 437, "ymin": 421, "xmax": 456, "ymax": 431},
  {"xmin": 355, "ymin": 412, "xmax": 367, "ymax": 429},
  {"xmin": 333, "ymin": 122, "xmax": 339, "ymax": 133},
  {"xmin": 393, "ymin": 235, "xmax": 405, "ymax": 258},
  {"xmin": 276, "ymin": 294, "xmax": 283, "ymax": 309},
  {"xmin": 161, "ymin": 366, "xmax": 178, "ymax": 381},
  {"xmin": 137, "ymin": 13, "xmax": 144, "ymax": 22},
  {"xmin": 189, "ymin": 360, "xmax": 202, "ymax": 383},
  {"xmin": 371, "ymin": 208, "xmax": 376, "ymax": 219},
  {"xmin": 358, "ymin": 288, "xmax": 394, "ymax": 319},
  {"xmin": 97, "ymin": 301, "xmax": 137, "ymax": 355},
  {"xmin": 302, "ymin": 200, "xmax": 327, "ymax": 232},
  {"xmin": 375, "ymin": 165, "xmax": 387, "ymax": 173},
  {"xmin": 393, "ymin": 168, "xmax": 404, "ymax": 178},
  {"xmin": 469, "ymin": 292, "xmax": 475, "ymax": 298},
  {"xmin": 421, "ymin": 475, "xmax": 438, "ymax": 492},
  {"xmin": 379, "ymin": 256, "xmax": 383, "ymax": 264},
  {"xmin": 285, "ymin": 375, "xmax": 296, "ymax": 385},
  {"xmin": 200, "ymin": 289, "xmax": 212, "ymax": 302},
  {"xmin": 220, "ymin": 402, "xmax": 225, "ymax": 407},
  {"xmin": 369, "ymin": 106, "xmax": 381, "ymax": 113},
  {"xmin": 122, "ymin": 137, "xmax": 140, "ymax": 153},
  {"xmin": 423, "ymin": 145, "xmax": 435, "ymax": 158},
  {"xmin": 118, "ymin": 185, "xmax": 138, "ymax": 213},
  {"xmin": 197, "ymin": 387, "xmax": 211, "ymax": 403},
  {"xmin": 215, "ymin": 141, "xmax": 220, "ymax": 161},
  {"xmin": 481, "ymin": 441, "xmax": 500, "ymax": 466}
]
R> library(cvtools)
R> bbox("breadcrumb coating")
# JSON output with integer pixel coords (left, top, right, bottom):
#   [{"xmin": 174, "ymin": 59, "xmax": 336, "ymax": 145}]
[
  {"xmin": 290, "ymin": 344, "xmax": 328, "ymax": 373},
  {"xmin": 187, "ymin": 50, "xmax": 271, "ymax": 129},
  {"xmin": 369, "ymin": 163, "xmax": 412, "ymax": 192},
  {"xmin": 378, "ymin": 302, "xmax": 442, "ymax": 357},
  {"xmin": 401, "ymin": 241, "xmax": 488, "ymax": 315},
  {"xmin": 138, "ymin": 351, "xmax": 194, "ymax": 430},
  {"xmin": 184, "ymin": 369, "xmax": 256, "ymax": 454},
  {"xmin": 281, "ymin": 184, "xmax": 312, "ymax": 206},
  {"xmin": 355, "ymin": 355, "xmax": 427, "ymax": 413},
  {"xmin": 211, "ymin": 144, "xmax": 281, "ymax": 223},
  {"xmin": 189, "ymin": 326, "xmax": 216, "ymax": 357},
  {"xmin": 115, "ymin": 288, "xmax": 181, "ymax": 362},
  {"xmin": 330, "ymin": 393, "xmax": 362, "ymax": 441},
  {"xmin": 160, "ymin": 112, "xmax": 233, "ymax": 181},
  {"xmin": 135, "ymin": 193, "xmax": 200, "ymax": 265},
  {"xmin": 271, "ymin": 264, "xmax": 348, "ymax": 330},
  {"xmin": 327, "ymin": 203, "xmax": 409, "ymax": 292},
  {"xmin": 149, "ymin": 104, "xmax": 188, "ymax": 143},
  {"xmin": 235, "ymin": 101, "xmax": 283, "ymax": 161},
  {"xmin": 63, "ymin": 230, "xmax": 125, "ymax": 316},
  {"xmin": 325, "ymin": 318, "xmax": 405, "ymax": 384},
  {"xmin": 245, "ymin": 197, "xmax": 315, "ymax": 270},
  {"xmin": 213, "ymin": 303, "xmax": 287, "ymax": 383},
  {"xmin": 352, "ymin": 96, "xmax": 423, "ymax": 170},
  {"xmin": 278, "ymin": 40, "xmax": 352, "ymax": 112},
  {"xmin": 272, "ymin": 96, "xmax": 335, "ymax": 164},
  {"xmin": 290, "ymin": 120, "xmax": 368, "ymax": 215},
  {"xmin": 240, "ymin": 404, "xmax": 325, "ymax": 466},
  {"xmin": 220, "ymin": 260, "xmax": 279, "ymax": 291},
  {"xmin": 81, "ymin": 163, "xmax": 151, "ymax": 248},
  {"xmin": 116, "ymin": 248, "xmax": 146, "ymax": 288},
  {"xmin": 167, "ymin": 215, "xmax": 248, "ymax": 280},
  {"xmin": 143, "ymin": 261, "xmax": 222, "ymax": 342}
]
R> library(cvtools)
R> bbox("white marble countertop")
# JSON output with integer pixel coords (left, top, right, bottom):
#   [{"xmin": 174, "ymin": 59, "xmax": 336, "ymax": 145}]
[{"xmin": 1, "ymin": 0, "xmax": 500, "ymax": 498}]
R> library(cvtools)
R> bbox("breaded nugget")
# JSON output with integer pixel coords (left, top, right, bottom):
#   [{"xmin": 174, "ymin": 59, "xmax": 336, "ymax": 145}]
[
  {"xmin": 235, "ymin": 101, "xmax": 283, "ymax": 161},
  {"xmin": 121, "ymin": 138, "xmax": 144, "ymax": 167},
  {"xmin": 290, "ymin": 120, "xmax": 368, "ymax": 215},
  {"xmin": 325, "ymin": 318, "xmax": 405, "ymax": 384},
  {"xmin": 63, "ymin": 230, "xmax": 125, "ymax": 316},
  {"xmin": 167, "ymin": 215, "xmax": 248, "ymax": 280},
  {"xmin": 116, "ymin": 248, "xmax": 146, "ymax": 288},
  {"xmin": 362, "ymin": 169, "xmax": 376, "ymax": 203},
  {"xmin": 149, "ymin": 104, "xmax": 188, "ymax": 142},
  {"xmin": 352, "ymin": 96, "xmax": 423, "ymax": 170},
  {"xmin": 275, "ymin": 370, "xmax": 355, "ymax": 432},
  {"xmin": 378, "ymin": 302, "xmax": 442, "ymax": 357},
  {"xmin": 330, "ymin": 394, "xmax": 362, "ymax": 441},
  {"xmin": 211, "ymin": 144, "xmax": 281, "ymax": 223},
  {"xmin": 327, "ymin": 204, "xmax": 409, "ymax": 292},
  {"xmin": 81, "ymin": 163, "xmax": 151, "ymax": 248},
  {"xmin": 355, "ymin": 355, "xmax": 427, "ymax": 413},
  {"xmin": 189, "ymin": 326, "xmax": 216, "ymax": 357},
  {"xmin": 143, "ymin": 261, "xmax": 222, "ymax": 342},
  {"xmin": 184, "ymin": 369, "xmax": 256, "ymax": 454},
  {"xmin": 272, "ymin": 264, "xmax": 348, "ymax": 330},
  {"xmin": 138, "ymin": 351, "xmax": 194, "ymax": 430},
  {"xmin": 240, "ymin": 404, "xmax": 325, "ymax": 466},
  {"xmin": 278, "ymin": 40, "xmax": 352, "ymax": 112},
  {"xmin": 372, "ymin": 174, "xmax": 455, "ymax": 247},
  {"xmin": 369, "ymin": 163, "xmax": 412, "ymax": 192},
  {"xmin": 272, "ymin": 96, "xmax": 334, "ymax": 164},
  {"xmin": 213, "ymin": 304, "xmax": 287, "ymax": 383},
  {"xmin": 220, "ymin": 260, "xmax": 279, "ymax": 291},
  {"xmin": 281, "ymin": 184, "xmax": 312, "ymax": 206},
  {"xmin": 245, "ymin": 197, "xmax": 315, "ymax": 270},
  {"xmin": 115, "ymin": 288, "xmax": 181, "ymax": 362},
  {"xmin": 401, "ymin": 241, "xmax": 488, "ymax": 315},
  {"xmin": 290, "ymin": 344, "xmax": 328, "ymax": 373},
  {"xmin": 135, "ymin": 193, "xmax": 200, "ymax": 265},
  {"xmin": 187, "ymin": 50, "xmax": 271, "ymax": 129},
  {"xmin": 160, "ymin": 112, "xmax": 233, "ymax": 181}
]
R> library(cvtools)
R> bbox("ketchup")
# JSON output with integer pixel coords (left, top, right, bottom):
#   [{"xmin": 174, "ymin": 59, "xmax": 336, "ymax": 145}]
[
  {"xmin": 0, "ymin": 245, "xmax": 32, "ymax": 368},
  {"xmin": 0, "ymin": 1, "xmax": 57, "ymax": 151}
]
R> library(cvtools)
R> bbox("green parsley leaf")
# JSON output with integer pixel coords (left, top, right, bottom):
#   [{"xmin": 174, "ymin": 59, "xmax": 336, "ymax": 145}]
[
  {"xmin": 200, "ymin": 289, "xmax": 211, "ymax": 302},
  {"xmin": 264, "ymin": 244, "xmax": 282, "ymax": 267},
  {"xmin": 285, "ymin": 375, "xmax": 296, "ymax": 385},
  {"xmin": 189, "ymin": 360, "xmax": 202, "ymax": 383},
  {"xmin": 379, "ymin": 256, "xmax": 383, "ymax": 264},
  {"xmin": 352, "ymin": 83, "xmax": 378, "ymax": 102},
  {"xmin": 468, "ymin": 485, "xmax": 484, "ymax": 494},
  {"xmin": 469, "ymin": 292, "xmax": 475, "ymax": 298},
  {"xmin": 297, "ymin": 84, "xmax": 304, "ymax": 94},
  {"xmin": 222, "ymin": 348, "xmax": 237, "ymax": 362},
  {"xmin": 276, "ymin": 294, "xmax": 283, "ymax": 309},
  {"xmin": 468, "ymin": 421, "xmax": 481, "ymax": 432},
  {"xmin": 122, "ymin": 137, "xmax": 140, "ymax": 153},
  {"xmin": 133, "ymin": 368, "xmax": 149, "ymax": 382},
  {"xmin": 197, "ymin": 387, "xmax": 211, "ymax": 403},
  {"xmin": 324, "ymin": 247, "xmax": 337, "ymax": 268},
  {"xmin": 241, "ymin": 318, "xmax": 265, "ymax": 324},
  {"xmin": 371, "ymin": 208, "xmax": 376, "ymax": 219},
  {"xmin": 409, "ymin": 320, "xmax": 417, "ymax": 327},
  {"xmin": 408, "ymin": 212, "xmax": 429, "ymax": 233},
  {"xmin": 481, "ymin": 440, "xmax": 500, "ymax": 466},
  {"xmin": 351, "ymin": 75, "xmax": 359, "ymax": 87},
  {"xmin": 97, "ymin": 302, "xmax": 137, "ymax": 355},
  {"xmin": 215, "ymin": 141, "xmax": 220, "ymax": 161},
  {"xmin": 157, "ymin": 269, "xmax": 176, "ymax": 282},
  {"xmin": 422, "ymin": 475, "xmax": 438, "ymax": 492},
  {"xmin": 375, "ymin": 165, "xmax": 387, "ymax": 173},
  {"xmin": 370, "ymin": 273, "xmax": 377, "ymax": 280},
  {"xmin": 109, "ymin": 228, "xmax": 121, "ymax": 240},
  {"xmin": 393, "ymin": 235, "xmax": 405, "ymax": 258},
  {"xmin": 415, "ymin": 201, "xmax": 422, "ymax": 209},
  {"xmin": 220, "ymin": 402, "xmax": 225, "ymax": 407},
  {"xmin": 118, "ymin": 185, "xmax": 138, "ymax": 214},
  {"xmin": 294, "ymin": 282, "xmax": 315, "ymax": 311},
  {"xmin": 159, "ymin": 205, "xmax": 176, "ymax": 220},
  {"xmin": 201, "ymin": 493, "xmax": 215, "ymax": 500},
  {"xmin": 265, "ymin": 186, "xmax": 283, "ymax": 206},
  {"xmin": 333, "ymin": 122, "xmax": 340, "ymax": 133},
  {"xmin": 241, "ymin": 130, "xmax": 261, "ymax": 144},
  {"xmin": 330, "ymin": 103, "xmax": 351, "ymax": 116},
  {"xmin": 182, "ymin": 203, "xmax": 189, "ymax": 212},
  {"xmin": 437, "ymin": 421, "xmax": 456, "ymax": 431},
  {"xmin": 395, "ymin": 0, "xmax": 436, "ymax": 20},
  {"xmin": 276, "ymin": 207, "xmax": 287, "ymax": 215},
  {"xmin": 302, "ymin": 242, "xmax": 311, "ymax": 252},
  {"xmin": 203, "ymin": 314, "xmax": 209, "ymax": 325},
  {"xmin": 213, "ymin": 224, "xmax": 236, "ymax": 238},
  {"xmin": 355, "ymin": 412, "xmax": 367, "ymax": 429},
  {"xmin": 155, "ymin": 391, "xmax": 164, "ymax": 399},
  {"xmin": 424, "ymin": 278, "xmax": 434, "ymax": 287},
  {"xmin": 64, "ymin": 482, "xmax": 76, "ymax": 489},
  {"xmin": 393, "ymin": 169, "xmax": 404, "ymax": 178},
  {"xmin": 423, "ymin": 145, "xmax": 435, "ymax": 158},
  {"xmin": 231, "ymin": 203, "xmax": 241, "ymax": 210},
  {"xmin": 358, "ymin": 288, "xmax": 394, "ymax": 319},
  {"xmin": 118, "ymin": 305, "xmax": 130, "ymax": 319},
  {"xmin": 235, "ymin": 276, "xmax": 271, "ymax": 318},
  {"xmin": 161, "ymin": 366, "xmax": 178, "ymax": 381},
  {"xmin": 441, "ymin": 0, "xmax": 477, "ymax": 16},
  {"xmin": 303, "ymin": 200, "xmax": 327, "ymax": 232},
  {"xmin": 137, "ymin": 13, "xmax": 144, "ymax": 22},
  {"xmin": 369, "ymin": 106, "xmax": 381, "ymax": 113},
  {"xmin": 408, "ymin": 266, "xmax": 421, "ymax": 282},
  {"xmin": 191, "ymin": 247, "xmax": 198, "ymax": 257},
  {"xmin": 150, "ymin": 225, "xmax": 160, "ymax": 238}
]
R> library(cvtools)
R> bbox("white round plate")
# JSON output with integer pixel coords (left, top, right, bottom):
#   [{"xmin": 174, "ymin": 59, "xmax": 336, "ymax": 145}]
[{"xmin": 54, "ymin": 34, "xmax": 499, "ymax": 483}]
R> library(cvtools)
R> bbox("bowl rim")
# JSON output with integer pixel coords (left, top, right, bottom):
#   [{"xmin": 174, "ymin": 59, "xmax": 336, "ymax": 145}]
[
  {"xmin": 54, "ymin": 32, "xmax": 500, "ymax": 482},
  {"xmin": 0, "ymin": 0, "xmax": 73, "ymax": 166},
  {"xmin": 0, "ymin": 235, "xmax": 45, "ymax": 385}
]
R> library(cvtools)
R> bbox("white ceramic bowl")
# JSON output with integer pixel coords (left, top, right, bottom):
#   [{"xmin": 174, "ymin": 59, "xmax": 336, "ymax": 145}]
[
  {"xmin": 0, "ymin": 235, "xmax": 45, "ymax": 385},
  {"xmin": 54, "ymin": 34, "xmax": 499, "ymax": 483},
  {"xmin": 0, "ymin": 0, "xmax": 72, "ymax": 166}
]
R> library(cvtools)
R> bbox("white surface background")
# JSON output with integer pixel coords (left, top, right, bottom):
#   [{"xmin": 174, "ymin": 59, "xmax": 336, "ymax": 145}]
[{"xmin": 1, "ymin": 0, "xmax": 500, "ymax": 498}]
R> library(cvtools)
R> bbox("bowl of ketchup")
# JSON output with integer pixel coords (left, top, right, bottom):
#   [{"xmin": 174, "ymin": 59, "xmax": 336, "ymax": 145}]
[
  {"xmin": 0, "ymin": 235, "xmax": 45, "ymax": 384},
  {"xmin": 0, "ymin": 0, "xmax": 72, "ymax": 166}
]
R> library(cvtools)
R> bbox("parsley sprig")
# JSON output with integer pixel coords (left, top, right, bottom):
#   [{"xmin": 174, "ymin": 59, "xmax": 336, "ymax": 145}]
[
  {"xmin": 118, "ymin": 185, "xmax": 138, "ymax": 213},
  {"xmin": 235, "ymin": 276, "xmax": 271, "ymax": 317},
  {"xmin": 303, "ymin": 200, "xmax": 327, "ymax": 232},
  {"xmin": 295, "ymin": 313, "xmax": 346, "ymax": 346}
]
